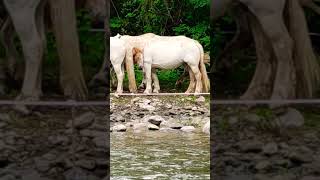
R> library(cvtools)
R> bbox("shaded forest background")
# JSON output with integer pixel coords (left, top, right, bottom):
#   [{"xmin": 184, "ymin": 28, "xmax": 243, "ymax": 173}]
[
  {"xmin": 0, "ymin": 9, "xmax": 105, "ymax": 96},
  {"xmin": 1, "ymin": 1, "xmax": 318, "ymax": 96},
  {"xmin": 110, "ymin": 0, "xmax": 210, "ymax": 92},
  {"xmin": 212, "ymin": 6, "xmax": 320, "ymax": 98}
]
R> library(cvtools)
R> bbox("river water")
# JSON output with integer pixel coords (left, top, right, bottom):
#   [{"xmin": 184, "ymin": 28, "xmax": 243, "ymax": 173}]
[{"xmin": 111, "ymin": 131, "xmax": 210, "ymax": 180}]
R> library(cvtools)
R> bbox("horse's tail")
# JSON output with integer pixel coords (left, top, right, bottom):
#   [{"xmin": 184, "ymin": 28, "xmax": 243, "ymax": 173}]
[{"xmin": 195, "ymin": 40, "xmax": 210, "ymax": 93}]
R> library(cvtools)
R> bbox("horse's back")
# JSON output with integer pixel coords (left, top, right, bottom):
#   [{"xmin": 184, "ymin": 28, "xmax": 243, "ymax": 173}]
[{"xmin": 145, "ymin": 39, "xmax": 200, "ymax": 68}]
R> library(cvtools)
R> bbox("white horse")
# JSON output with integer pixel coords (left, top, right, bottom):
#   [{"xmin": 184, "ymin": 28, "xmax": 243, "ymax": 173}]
[
  {"xmin": 110, "ymin": 34, "xmax": 127, "ymax": 94},
  {"xmin": 111, "ymin": 33, "xmax": 157, "ymax": 94},
  {"xmin": 135, "ymin": 37, "xmax": 209, "ymax": 94}
]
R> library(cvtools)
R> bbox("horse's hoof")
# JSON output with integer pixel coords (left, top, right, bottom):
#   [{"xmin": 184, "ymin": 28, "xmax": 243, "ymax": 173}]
[
  {"xmin": 153, "ymin": 90, "xmax": 159, "ymax": 93},
  {"xmin": 144, "ymin": 90, "xmax": 152, "ymax": 94}
]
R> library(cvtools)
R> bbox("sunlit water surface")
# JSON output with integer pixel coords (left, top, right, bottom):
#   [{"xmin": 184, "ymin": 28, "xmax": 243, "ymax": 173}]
[{"xmin": 111, "ymin": 131, "xmax": 210, "ymax": 180}]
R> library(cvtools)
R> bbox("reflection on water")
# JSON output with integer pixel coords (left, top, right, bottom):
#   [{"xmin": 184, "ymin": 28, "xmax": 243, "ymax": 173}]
[{"xmin": 111, "ymin": 131, "xmax": 210, "ymax": 180}]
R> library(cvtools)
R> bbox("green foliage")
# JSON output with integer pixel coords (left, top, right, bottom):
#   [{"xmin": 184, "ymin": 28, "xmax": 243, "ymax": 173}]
[
  {"xmin": 110, "ymin": 0, "xmax": 209, "ymax": 91},
  {"xmin": 111, "ymin": 0, "xmax": 209, "ymax": 50}
]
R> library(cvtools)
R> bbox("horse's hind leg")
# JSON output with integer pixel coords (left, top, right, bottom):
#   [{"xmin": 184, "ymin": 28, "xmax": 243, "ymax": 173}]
[
  {"xmin": 138, "ymin": 76, "xmax": 146, "ymax": 89},
  {"xmin": 151, "ymin": 68, "xmax": 160, "ymax": 93},
  {"xmin": 185, "ymin": 66, "xmax": 196, "ymax": 93},
  {"xmin": 188, "ymin": 65, "xmax": 202, "ymax": 94},
  {"xmin": 143, "ymin": 64, "xmax": 152, "ymax": 94}
]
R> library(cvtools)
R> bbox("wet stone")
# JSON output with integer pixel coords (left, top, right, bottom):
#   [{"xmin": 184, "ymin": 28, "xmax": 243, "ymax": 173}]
[
  {"xmin": 228, "ymin": 116, "xmax": 239, "ymax": 125},
  {"xmin": 48, "ymin": 135, "xmax": 70, "ymax": 146},
  {"xmin": 238, "ymin": 140, "xmax": 263, "ymax": 153},
  {"xmin": 93, "ymin": 137, "xmax": 106, "ymax": 149},
  {"xmin": 262, "ymin": 142, "xmax": 278, "ymax": 155},
  {"xmin": 159, "ymin": 128, "xmax": 178, "ymax": 132},
  {"xmin": 195, "ymin": 96, "xmax": 205, "ymax": 103},
  {"xmin": 115, "ymin": 115, "xmax": 125, "ymax": 122},
  {"xmin": 288, "ymin": 147, "xmax": 313, "ymax": 163},
  {"xmin": 255, "ymin": 160, "xmax": 271, "ymax": 171},
  {"xmin": 277, "ymin": 108, "xmax": 304, "ymax": 129},
  {"xmin": 202, "ymin": 120, "xmax": 210, "ymax": 134},
  {"xmin": 180, "ymin": 126, "xmax": 195, "ymax": 132},
  {"xmin": 132, "ymin": 123, "xmax": 148, "ymax": 132},
  {"xmin": 148, "ymin": 124, "xmax": 160, "ymax": 131},
  {"xmin": 169, "ymin": 109, "xmax": 178, "ymax": 115},
  {"xmin": 145, "ymin": 115, "xmax": 164, "ymax": 126},
  {"xmin": 112, "ymin": 124, "xmax": 126, "ymax": 132},
  {"xmin": 67, "ymin": 112, "xmax": 95, "ymax": 129},
  {"xmin": 34, "ymin": 157, "xmax": 51, "ymax": 172},
  {"xmin": 161, "ymin": 120, "xmax": 183, "ymax": 129},
  {"xmin": 75, "ymin": 159, "xmax": 96, "ymax": 170}
]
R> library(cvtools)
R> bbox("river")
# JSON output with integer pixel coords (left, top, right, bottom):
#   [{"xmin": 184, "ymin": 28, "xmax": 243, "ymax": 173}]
[{"xmin": 111, "ymin": 131, "xmax": 210, "ymax": 180}]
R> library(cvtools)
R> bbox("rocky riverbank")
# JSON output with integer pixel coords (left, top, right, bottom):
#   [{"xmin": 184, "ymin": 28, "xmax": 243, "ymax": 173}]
[
  {"xmin": 212, "ymin": 106, "xmax": 320, "ymax": 180},
  {"xmin": 110, "ymin": 96, "xmax": 210, "ymax": 135},
  {"xmin": 0, "ymin": 106, "xmax": 108, "ymax": 180}
]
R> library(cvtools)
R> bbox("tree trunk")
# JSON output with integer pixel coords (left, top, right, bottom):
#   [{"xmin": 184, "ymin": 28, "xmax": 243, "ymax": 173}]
[
  {"xmin": 49, "ymin": 0, "xmax": 88, "ymax": 100},
  {"xmin": 286, "ymin": 0, "xmax": 320, "ymax": 98}
]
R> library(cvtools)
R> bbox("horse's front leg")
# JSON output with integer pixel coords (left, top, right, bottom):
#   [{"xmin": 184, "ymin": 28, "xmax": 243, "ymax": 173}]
[
  {"xmin": 143, "ymin": 64, "xmax": 152, "ymax": 94},
  {"xmin": 113, "ymin": 63, "xmax": 124, "ymax": 94},
  {"xmin": 151, "ymin": 68, "xmax": 160, "ymax": 93}
]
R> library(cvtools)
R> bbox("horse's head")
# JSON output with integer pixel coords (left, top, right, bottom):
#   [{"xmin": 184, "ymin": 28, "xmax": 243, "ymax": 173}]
[
  {"xmin": 85, "ymin": 0, "xmax": 106, "ymax": 24},
  {"xmin": 132, "ymin": 47, "xmax": 144, "ymax": 69},
  {"xmin": 115, "ymin": 33, "xmax": 122, "ymax": 39}
]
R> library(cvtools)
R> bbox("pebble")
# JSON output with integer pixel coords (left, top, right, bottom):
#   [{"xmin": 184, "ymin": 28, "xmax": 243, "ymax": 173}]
[
  {"xmin": 180, "ymin": 126, "xmax": 195, "ymax": 132},
  {"xmin": 202, "ymin": 120, "xmax": 210, "ymax": 134},
  {"xmin": 112, "ymin": 124, "xmax": 127, "ymax": 132},
  {"xmin": 262, "ymin": 142, "xmax": 278, "ymax": 155},
  {"xmin": 148, "ymin": 124, "xmax": 160, "ymax": 131}
]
